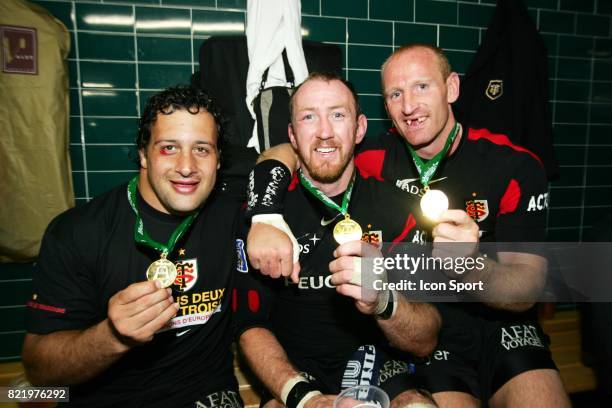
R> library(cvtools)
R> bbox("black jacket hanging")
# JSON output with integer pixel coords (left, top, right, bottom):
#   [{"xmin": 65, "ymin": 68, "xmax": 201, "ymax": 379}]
[{"xmin": 454, "ymin": 0, "xmax": 559, "ymax": 180}]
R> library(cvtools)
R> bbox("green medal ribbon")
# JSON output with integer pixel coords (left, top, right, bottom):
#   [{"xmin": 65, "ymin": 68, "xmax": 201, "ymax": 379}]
[
  {"xmin": 127, "ymin": 176, "xmax": 198, "ymax": 257},
  {"xmin": 297, "ymin": 170, "xmax": 355, "ymax": 216},
  {"xmin": 405, "ymin": 122, "xmax": 460, "ymax": 188}
]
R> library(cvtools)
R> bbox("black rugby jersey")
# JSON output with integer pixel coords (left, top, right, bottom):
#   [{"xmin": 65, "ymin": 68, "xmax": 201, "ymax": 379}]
[
  {"xmin": 26, "ymin": 185, "xmax": 243, "ymax": 407},
  {"xmin": 248, "ymin": 172, "xmax": 425, "ymax": 375},
  {"xmin": 355, "ymin": 126, "xmax": 548, "ymax": 244},
  {"xmin": 355, "ymin": 126, "xmax": 549, "ymax": 322}
]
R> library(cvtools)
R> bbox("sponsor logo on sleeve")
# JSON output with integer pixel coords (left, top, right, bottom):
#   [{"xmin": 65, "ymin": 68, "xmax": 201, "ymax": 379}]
[
  {"xmin": 235, "ymin": 239, "xmax": 248, "ymax": 273},
  {"xmin": 527, "ymin": 193, "xmax": 549, "ymax": 212}
]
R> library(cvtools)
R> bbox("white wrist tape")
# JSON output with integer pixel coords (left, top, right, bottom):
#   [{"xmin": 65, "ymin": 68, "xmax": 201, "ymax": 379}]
[
  {"xmin": 297, "ymin": 391, "xmax": 322, "ymax": 408},
  {"xmin": 376, "ymin": 290, "xmax": 398, "ymax": 319},
  {"xmin": 281, "ymin": 374, "xmax": 322, "ymax": 408},
  {"xmin": 281, "ymin": 374, "xmax": 308, "ymax": 404},
  {"xmin": 390, "ymin": 289, "xmax": 398, "ymax": 317},
  {"xmin": 252, "ymin": 214, "xmax": 300, "ymax": 263},
  {"xmin": 375, "ymin": 289, "xmax": 390, "ymax": 315},
  {"xmin": 374, "ymin": 266, "xmax": 390, "ymax": 315}
]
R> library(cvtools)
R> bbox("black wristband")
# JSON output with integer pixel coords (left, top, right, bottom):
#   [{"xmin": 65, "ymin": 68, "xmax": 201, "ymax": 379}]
[
  {"xmin": 246, "ymin": 159, "xmax": 291, "ymax": 219},
  {"xmin": 286, "ymin": 380, "xmax": 319, "ymax": 408}
]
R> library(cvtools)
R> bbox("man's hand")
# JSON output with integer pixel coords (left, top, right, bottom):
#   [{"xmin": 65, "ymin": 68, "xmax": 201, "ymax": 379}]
[
  {"xmin": 432, "ymin": 209, "xmax": 479, "ymax": 259},
  {"xmin": 262, "ymin": 394, "xmax": 337, "ymax": 408},
  {"xmin": 21, "ymin": 280, "xmax": 178, "ymax": 386},
  {"xmin": 247, "ymin": 221, "xmax": 301, "ymax": 282},
  {"xmin": 107, "ymin": 280, "xmax": 178, "ymax": 349},
  {"xmin": 329, "ymin": 240, "xmax": 383, "ymax": 315},
  {"xmin": 304, "ymin": 394, "xmax": 337, "ymax": 408}
]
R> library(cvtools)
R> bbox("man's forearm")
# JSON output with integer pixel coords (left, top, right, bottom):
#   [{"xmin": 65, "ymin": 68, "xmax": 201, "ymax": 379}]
[
  {"xmin": 480, "ymin": 260, "xmax": 543, "ymax": 312},
  {"xmin": 462, "ymin": 254, "xmax": 547, "ymax": 312},
  {"xmin": 238, "ymin": 327, "xmax": 301, "ymax": 401},
  {"xmin": 378, "ymin": 297, "xmax": 440, "ymax": 357},
  {"xmin": 257, "ymin": 143, "xmax": 299, "ymax": 173},
  {"xmin": 22, "ymin": 319, "xmax": 128, "ymax": 386}
]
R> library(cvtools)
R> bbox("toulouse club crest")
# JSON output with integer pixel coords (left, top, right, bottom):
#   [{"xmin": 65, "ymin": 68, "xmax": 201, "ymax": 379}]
[
  {"xmin": 174, "ymin": 259, "xmax": 199, "ymax": 292},
  {"xmin": 485, "ymin": 79, "xmax": 503, "ymax": 101},
  {"xmin": 465, "ymin": 199, "xmax": 489, "ymax": 222}
]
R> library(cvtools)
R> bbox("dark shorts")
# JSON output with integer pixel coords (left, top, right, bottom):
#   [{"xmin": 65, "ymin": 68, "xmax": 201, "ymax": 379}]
[
  {"xmin": 415, "ymin": 306, "xmax": 557, "ymax": 402},
  {"xmin": 258, "ymin": 344, "xmax": 422, "ymax": 406}
]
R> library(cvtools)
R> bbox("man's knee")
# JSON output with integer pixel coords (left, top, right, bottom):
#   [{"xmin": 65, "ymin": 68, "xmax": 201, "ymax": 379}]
[
  {"xmin": 390, "ymin": 389, "xmax": 438, "ymax": 408},
  {"xmin": 489, "ymin": 369, "xmax": 570, "ymax": 408}
]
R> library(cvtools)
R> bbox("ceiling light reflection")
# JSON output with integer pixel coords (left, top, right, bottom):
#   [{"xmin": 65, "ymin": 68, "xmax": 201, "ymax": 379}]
[
  {"xmin": 192, "ymin": 22, "xmax": 244, "ymax": 33},
  {"xmin": 83, "ymin": 15, "xmax": 134, "ymax": 26},
  {"xmin": 136, "ymin": 19, "xmax": 190, "ymax": 30}
]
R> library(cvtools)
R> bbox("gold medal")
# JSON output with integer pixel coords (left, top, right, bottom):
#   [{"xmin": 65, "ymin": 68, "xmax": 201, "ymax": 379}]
[
  {"xmin": 333, "ymin": 215, "xmax": 363, "ymax": 245},
  {"xmin": 420, "ymin": 188, "xmax": 449, "ymax": 222},
  {"xmin": 146, "ymin": 254, "xmax": 177, "ymax": 288}
]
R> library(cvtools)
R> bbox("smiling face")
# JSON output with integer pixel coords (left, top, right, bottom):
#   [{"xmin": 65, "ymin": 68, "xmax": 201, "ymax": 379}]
[
  {"xmin": 138, "ymin": 109, "xmax": 219, "ymax": 215},
  {"xmin": 288, "ymin": 78, "xmax": 367, "ymax": 194},
  {"xmin": 382, "ymin": 46, "xmax": 460, "ymax": 158}
]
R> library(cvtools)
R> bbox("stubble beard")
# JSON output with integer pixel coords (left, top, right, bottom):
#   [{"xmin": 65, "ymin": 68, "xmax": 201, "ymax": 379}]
[{"xmin": 299, "ymin": 144, "xmax": 355, "ymax": 184}]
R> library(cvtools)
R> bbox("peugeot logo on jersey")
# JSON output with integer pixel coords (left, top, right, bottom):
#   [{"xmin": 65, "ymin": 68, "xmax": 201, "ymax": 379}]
[{"xmin": 286, "ymin": 274, "xmax": 335, "ymax": 290}]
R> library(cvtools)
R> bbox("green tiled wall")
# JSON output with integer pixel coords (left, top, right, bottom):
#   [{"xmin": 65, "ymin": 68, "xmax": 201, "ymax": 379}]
[{"xmin": 0, "ymin": 0, "xmax": 611, "ymax": 362}]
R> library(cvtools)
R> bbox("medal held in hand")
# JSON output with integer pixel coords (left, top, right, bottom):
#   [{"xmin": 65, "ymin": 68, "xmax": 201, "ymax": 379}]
[
  {"xmin": 405, "ymin": 123, "xmax": 460, "ymax": 222},
  {"xmin": 146, "ymin": 253, "xmax": 177, "ymax": 288},
  {"xmin": 333, "ymin": 215, "xmax": 363, "ymax": 245},
  {"xmin": 420, "ymin": 187, "xmax": 449, "ymax": 222},
  {"xmin": 127, "ymin": 176, "xmax": 199, "ymax": 288},
  {"xmin": 298, "ymin": 170, "xmax": 362, "ymax": 245}
]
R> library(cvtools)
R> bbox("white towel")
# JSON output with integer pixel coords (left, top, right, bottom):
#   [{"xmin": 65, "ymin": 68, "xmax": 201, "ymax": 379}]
[{"xmin": 245, "ymin": 0, "xmax": 309, "ymax": 152}]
